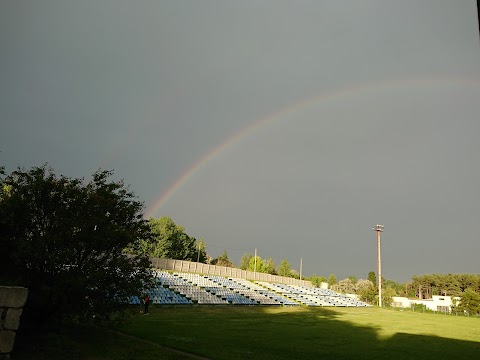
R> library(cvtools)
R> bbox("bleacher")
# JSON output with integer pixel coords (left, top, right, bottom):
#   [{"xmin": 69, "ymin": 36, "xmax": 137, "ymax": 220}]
[{"xmin": 131, "ymin": 271, "xmax": 371, "ymax": 308}]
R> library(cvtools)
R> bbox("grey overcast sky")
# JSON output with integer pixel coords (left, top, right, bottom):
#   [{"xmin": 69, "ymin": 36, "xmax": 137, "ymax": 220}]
[{"xmin": 1, "ymin": 1, "xmax": 480, "ymax": 282}]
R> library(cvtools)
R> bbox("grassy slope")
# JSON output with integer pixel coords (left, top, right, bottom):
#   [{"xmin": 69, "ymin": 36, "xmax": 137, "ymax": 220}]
[{"xmin": 120, "ymin": 306, "xmax": 480, "ymax": 360}]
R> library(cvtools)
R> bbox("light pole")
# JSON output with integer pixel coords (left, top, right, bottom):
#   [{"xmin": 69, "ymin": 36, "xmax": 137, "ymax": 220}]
[
  {"xmin": 254, "ymin": 248, "xmax": 257, "ymax": 280},
  {"xmin": 373, "ymin": 224, "xmax": 384, "ymax": 307},
  {"xmin": 300, "ymin": 257, "xmax": 303, "ymax": 281}
]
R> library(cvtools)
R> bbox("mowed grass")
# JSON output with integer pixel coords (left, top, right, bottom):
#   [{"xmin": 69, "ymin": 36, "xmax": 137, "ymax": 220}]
[{"xmin": 118, "ymin": 305, "xmax": 480, "ymax": 360}]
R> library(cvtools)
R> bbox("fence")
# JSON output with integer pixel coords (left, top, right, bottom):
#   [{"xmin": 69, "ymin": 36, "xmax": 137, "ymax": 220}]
[{"xmin": 150, "ymin": 257, "xmax": 312, "ymax": 287}]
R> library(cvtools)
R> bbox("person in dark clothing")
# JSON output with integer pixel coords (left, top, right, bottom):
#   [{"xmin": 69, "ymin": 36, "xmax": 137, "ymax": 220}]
[{"xmin": 143, "ymin": 294, "xmax": 150, "ymax": 314}]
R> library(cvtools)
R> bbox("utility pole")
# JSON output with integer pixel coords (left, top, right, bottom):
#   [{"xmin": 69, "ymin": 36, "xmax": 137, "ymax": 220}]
[
  {"xmin": 373, "ymin": 224, "xmax": 384, "ymax": 307},
  {"xmin": 197, "ymin": 242, "xmax": 201, "ymax": 263},
  {"xmin": 254, "ymin": 248, "xmax": 257, "ymax": 280},
  {"xmin": 300, "ymin": 258, "xmax": 303, "ymax": 281}
]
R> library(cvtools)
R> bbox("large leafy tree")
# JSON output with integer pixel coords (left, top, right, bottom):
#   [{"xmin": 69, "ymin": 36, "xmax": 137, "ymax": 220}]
[
  {"xmin": 265, "ymin": 257, "xmax": 277, "ymax": 275},
  {"xmin": 247, "ymin": 256, "xmax": 267, "ymax": 273},
  {"xmin": 455, "ymin": 289, "xmax": 480, "ymax": 315},
  {"xmin": 278, "ymin": 259, "xmax": 291, "ymax": 277},
  {"xmin": 356, "ymin": 279, "xmax": 376, "ymax": 304},
  {"xmin": 0, "ymin": 165, "xmax": 154, "ymax": 324},
  {"xmin": 134, "ymin": 216, "xmax": 202, "ymax": 261},
  {"xmin": 239, "ymin": 253, "xmax": 253, "ymax": 270},
  {"xmin": 381, "ymin": 287, "xmax": 397, "ymax": 307},
  {"xmin": 337, "ymin": 278, "xmax": 356, "ymax": 294}
]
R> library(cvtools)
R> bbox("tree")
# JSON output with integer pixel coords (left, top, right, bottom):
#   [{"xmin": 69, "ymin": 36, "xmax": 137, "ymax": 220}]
[
  {"xmin": 384, "ymin": 279, "xmax": 403, "ymax": 295},
  {"xmin": 290, "ymin": 269, "xmax": 300, "ymax": 279},
  {"xmin": 456, "ymin": 289, "xmax": 480, "ymax": 315},
  {"xmin": 265, "ymin": 257, "xmax": 277, "ymax": 275},
  {"xmin": 134, "ymin": 217, "xmax": 200, "ymax": 261},
  {"xmin": 348, "ymin": 275, "xmax": 357, "ymax": 284},
  {"xmin": 247, "ymin": 256, "xmax": 267, "ymax": 273},
  {"xmin": 0, "ymin": 166, "xmax": 13, "ymax": 274},
  {"xmin": 406, "ymin": 273, "xmax": 480, "ymax": 300},
  {"xmin": 239, "ymin": 253, "xmax": 253, "ymax": 270},
  {"xmin": 211, "ymin": 250, "xmax": 234, "ymax": 267},
  {"xmin": 368, "ymin": 271, "xmax": 377, "ymax": 287},
  {"xmin": 382, "ymin": 287, "xmax": 397, "ymax": 307},
  {"xmin": 0, "ymin": 165, "xmax": 154, "ymax": 324},
  {"xmin": 337, "ymin": 278, "xmax": 355, "ymax": 294},
  {"xmin": 309, "ymin": 274, "xmax": 327, "ymax": 288},
  {"xmin": 195, "ymin": 238, "xmax": 208, "ymax": 263},
  {"xmin": 328, "ymin": 274, "xmax": 337, "ymax": 288},
  {"xmin": 356, "ymin": 279, "xmax": 376, "ymax": 304},
  {"xmin": 278, "ymin": 259, "xmax": 291, "ymax": 277}
]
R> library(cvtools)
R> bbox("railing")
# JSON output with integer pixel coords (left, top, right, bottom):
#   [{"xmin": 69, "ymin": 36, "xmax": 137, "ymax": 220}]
[{"xmin": 149, "ymin": 257, "xmax": 312, "ymax": 287}]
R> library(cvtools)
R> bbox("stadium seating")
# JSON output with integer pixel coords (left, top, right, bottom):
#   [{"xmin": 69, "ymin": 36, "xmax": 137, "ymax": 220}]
[{"xmin": 130, "ymin": 271, "xmax": 372, "ymax": 307}]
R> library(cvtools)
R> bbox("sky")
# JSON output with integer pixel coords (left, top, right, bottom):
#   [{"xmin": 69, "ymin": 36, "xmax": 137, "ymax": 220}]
[{"xmin": 1, "ymin": 1, "xmax": 480, "ymax": 282}]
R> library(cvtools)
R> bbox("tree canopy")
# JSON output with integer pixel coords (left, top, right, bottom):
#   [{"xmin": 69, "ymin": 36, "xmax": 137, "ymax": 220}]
[
  {"xmin": 409, "ymin": 273, "xmax": 480, "ymax": 298},
  {"xmin": 0, "ymin": 165, "xmax": 154, "ymax": 324},
  {"xmin": 239, "ymin": 253, "xmax": 253, "ymax": 270},
  {"xmin": 247, "ymin": 256, "xmax": 267, "ymax": 273},
  {"xmin": 131, "ymin": 216, "xmax": 207, "ymax": 263},
  {"xmin": 455, "ymin": 289, "xmax": 480, "ymax": 315},
  {"xmin": 356, "ymin": 279, "xmax": 376, "ymax": 303},
  {"xmin": 327, "ymin": 274, "xmax": 337, "ymax": 287},
  {"xmin": 309, "ymin": 274, "xmax": 327, "ymax": 288},
  {"xmin": 211, "ymin": 250, "xmax": 234, "ymax": 267},
  {"xmin": 278, "ymin": 259, "xmax": 291, "ymax": 277}
]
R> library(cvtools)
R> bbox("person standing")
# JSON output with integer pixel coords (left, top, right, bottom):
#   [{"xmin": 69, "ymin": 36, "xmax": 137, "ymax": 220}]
[{"xmin": 143, "ymin": 294, "xmax": 150, "ymax": 315}]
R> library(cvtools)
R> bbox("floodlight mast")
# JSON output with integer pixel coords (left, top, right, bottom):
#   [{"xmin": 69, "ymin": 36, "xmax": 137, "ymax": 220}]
[{"xmin": 373, "ymin": 224, "xmax": 384, "ymax": 307}]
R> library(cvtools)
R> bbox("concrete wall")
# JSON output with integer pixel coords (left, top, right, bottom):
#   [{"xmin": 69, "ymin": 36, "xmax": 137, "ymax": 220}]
[
  {"xmin": 0, "ymin": 287, "xmax": 28, "ymax": 359},
  {"xmin": 150, "ymin": 257, "xmax": 312, "ymax": 287}
]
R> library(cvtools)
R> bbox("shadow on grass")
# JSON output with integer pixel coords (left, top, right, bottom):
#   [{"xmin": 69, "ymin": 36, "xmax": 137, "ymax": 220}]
[
  {"xmin": 119, "ymin": 305, "xmax": 480, "ymax": 360},
  {"xmin": 12, "ymin": 321, "xmax": 200, "ymax": 360},
  {"xmin": 12, "ymin": 305, "xmax": 480, "ymax": 360}
]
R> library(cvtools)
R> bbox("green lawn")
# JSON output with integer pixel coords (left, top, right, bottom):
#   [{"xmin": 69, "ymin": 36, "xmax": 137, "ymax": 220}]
[
  {"xmin": 13, "ymin": 306, "xmax": 480, "ymax": 359},
  {"xmin": 119, "ymin": 306, "xmax": 480, "ymax": 360}
]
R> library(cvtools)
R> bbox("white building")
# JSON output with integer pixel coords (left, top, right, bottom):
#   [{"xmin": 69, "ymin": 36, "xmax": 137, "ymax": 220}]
[{"xmin": 392, "ymin": 295, "xmax": 459, "ymax": 313}]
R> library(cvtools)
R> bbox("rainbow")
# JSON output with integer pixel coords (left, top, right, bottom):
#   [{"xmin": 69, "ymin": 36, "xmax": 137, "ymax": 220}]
[{"xmin": 145, "ymin": 77, "xmax": 480, "ymax": 218}]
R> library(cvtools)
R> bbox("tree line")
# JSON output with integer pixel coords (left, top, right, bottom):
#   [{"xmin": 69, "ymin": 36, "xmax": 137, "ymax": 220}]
[
  {"xmin": 124, "ymin": 215, "xmax": 308, "ymax": 281},
  {"xmin": 325, "ymin": 272, "xmax": 480, "ymax": 314}
]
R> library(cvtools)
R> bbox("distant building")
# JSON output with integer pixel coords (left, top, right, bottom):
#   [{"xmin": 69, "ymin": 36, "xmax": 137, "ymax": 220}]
[{"xmin": 392, "ymin": 295, "xmax": 460, "ymax": 313}]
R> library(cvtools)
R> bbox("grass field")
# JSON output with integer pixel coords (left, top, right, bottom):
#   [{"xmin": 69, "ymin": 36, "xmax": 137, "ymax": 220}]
[
  {"xmin": 118, "ymin": 305, "xmax": 480, "ymax": 360},
  {"xmin": 14, "ymin": 306, "xmax": 480, "ymax": 359}
]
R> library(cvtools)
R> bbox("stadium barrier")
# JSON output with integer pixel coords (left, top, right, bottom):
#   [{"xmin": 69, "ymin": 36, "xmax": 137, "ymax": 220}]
[{"xmin": 149, "ymin": 257, "xmax": 312, "ymax": 287}]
